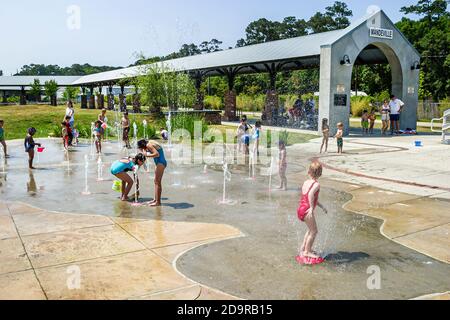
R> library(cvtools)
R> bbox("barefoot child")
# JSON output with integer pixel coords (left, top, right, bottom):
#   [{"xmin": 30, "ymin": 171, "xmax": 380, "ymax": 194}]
[
  {"xmin": 361, "ymin": 110, "xmax": 369, "ymax": 135},
  {"xmin": 335, "ymin": 123, "xmax": 344, "ymax": 154},
  {"xmin": 93, "ymin": 121, "xmax": 103, "ymax": 154},
  {"xmin": 110, "ymin": 153, "xmax": 146, "ymax": 201},
  {"xmin": 320, "ymin": 118, "xmax": 329, "ymax": 154},
  {"xmin": 253, "ymin": 121, "xmax": 262, "ymax": 156},
  {"xmin": 277, "ymin": 140, "xmax": 287, "ymax": 191},
  {"xmin": 0, "ymin": 120, "xmax": 9, "ymax": 158},
  {"xmin": 24, "ymin": 128, "xmax": 42, "ymax": 169},
  {"xmin": 122, "ymin": 112, "xmax": 131, "ymax": 149},
  {"xmin": 369, "ymin": 109, "xmax": 377, "ymax": 135},
  {"xmin": 138, "ymin": 140, "xmax": 167, "ymax": 207},
  {"xmin": 297, "ymin": 161, "xmax": 328, "ymax": 263},
  {"xmin": 236, "ymin": 119, "xmax": 245, "ymax": 153},
  {"xmin": 61, "ymin": 121, "xmax": 69, "ymax": 150}
]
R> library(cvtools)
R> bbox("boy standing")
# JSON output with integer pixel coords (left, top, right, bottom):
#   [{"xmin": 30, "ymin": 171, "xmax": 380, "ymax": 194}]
[
  {"xmin": 0, "ymin": 120, "xmax": 9, "ymax": 158},
  {"xmin": 335, "ymin": 123, "xmax": 344, "ymax": 154}
]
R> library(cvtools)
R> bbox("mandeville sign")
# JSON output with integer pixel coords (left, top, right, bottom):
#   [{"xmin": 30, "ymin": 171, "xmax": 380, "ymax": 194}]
[{"xmin": 370, "ymin": 28, "xmax": 393, "ymax": 40}]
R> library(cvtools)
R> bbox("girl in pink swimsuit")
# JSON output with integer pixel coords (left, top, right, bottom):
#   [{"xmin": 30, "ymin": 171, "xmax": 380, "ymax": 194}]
[{"xmin": 297, "ymin": 161, "xmax": 328, "ymax": 261}]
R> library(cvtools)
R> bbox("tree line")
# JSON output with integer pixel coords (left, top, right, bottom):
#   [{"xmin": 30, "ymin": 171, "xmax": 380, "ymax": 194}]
[{"xmin": 2, "ymin": 0, "xmax": 449, "ymax": 101}]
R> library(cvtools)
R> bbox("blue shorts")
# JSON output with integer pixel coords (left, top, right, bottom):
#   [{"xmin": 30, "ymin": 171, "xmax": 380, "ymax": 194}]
[{"xmin": 390, "ymin": 114, "xmax": 400, "ymax": 121}]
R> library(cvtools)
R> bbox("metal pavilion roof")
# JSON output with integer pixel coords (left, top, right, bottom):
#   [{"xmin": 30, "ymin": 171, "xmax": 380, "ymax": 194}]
[
  {"xmin": 0, "ymin": 76, "xmax": 82, "ymax": 89},
  {"xmin": 72, "ymin": 10, "xmax": 396, "ymax": 86}
]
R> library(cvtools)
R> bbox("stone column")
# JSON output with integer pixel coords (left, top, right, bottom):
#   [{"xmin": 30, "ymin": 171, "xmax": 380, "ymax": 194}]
[
  {"xmin": 97, "ymin": 86, "xmax": 104, "ymax": 109},
  {"xmin": 318, "ymin": 46, "xmax": 352, "ymax": 136},
  {"xmin": 89, "ymin": 87, "xmax": 95, "ymax": 109},
  {"xmin": 133, "ymin": 94, "xmax": 141, "ymax": 113},
  {"xmin": 97, "ymin": 94, "xmax": 105, "ymax": 109},
  {"xmin": 20, "ymin": 86, "xmax": 27, "ymax": 105},
  {"xmin": 193, "ymin": 76, "xmax": 204, "ymax": 110},
  {"xmin": 263, "ymin": 90, "xmax": 279, "ymax": 126},
  {"xmin": 119, "ymin": 85, "xmax": 126, "ymax": 112},
  {"xmin": 81, "ymin": 87, "xmax": 88, "ymax": 109},
  {"xmin": 223, "ymin": 90, "xmax": 237, "ymax": 121},
  {"xmin": 107, "ymin": 85, "xmax": 114, "ymax": 110}
]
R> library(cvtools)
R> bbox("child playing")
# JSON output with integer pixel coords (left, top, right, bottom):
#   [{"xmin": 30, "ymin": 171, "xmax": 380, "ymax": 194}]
[
  {"xmin": 320, "ymin": 118, "xmax": 329, "ymax": 154},
  {"xmin": 335, "ymin": 122, "xmax": 344, "ymax": 154},
  {"xmin": 368, "ymin": 109, "xmax": 377, "ymax": 135},
  {"xmin": 61, "ymin": 121, "xmax": 69, "ymax": 150},
  {"xmin": 297, "ymin": 161, "xmax": 328, "ymax": 262},
  {"xmin": 93, "ymin": 121, "xmax": 103, "ymax": 154},
  {"xmin": 253, "ymin": 121, "xmax": 262, "ymax": 156},
  {"xmin": 277, "ymin": 140, "xmax": 287, "ymax": 191},
  {"xmin": 138, "ymin": 139, "xmax": 167, "ymax": 207},
  {"xmin": 236, "ymin": 119, "xmax": 246, "ymax": 153},
  {"xmin": 122, "ymin": 112, "xmax": 131, "ymax": 149},
  {"xmin": 380, "ymin": 100, "xmax": 390, "ymax": 136},
  {"xmin": 0, "ymin": 120, "xmax": 9, "ymax": 158},
  {"xmin": 24, "ymin": 128, "xmax": 42, "ymax": 169},
  {"xmin": 110, "ymin": 153, "xmax": 146, "ymax": 201},
  {"xmin": 160, "ymin": 128, "xmax": 169, "ymax": 141},
  {"xmin": 361, "ymin": 110, "xmax": 369, "ymax": 135}
]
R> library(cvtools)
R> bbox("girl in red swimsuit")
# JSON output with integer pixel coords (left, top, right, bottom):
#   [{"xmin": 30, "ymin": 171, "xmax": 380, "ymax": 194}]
[{"xmin": 297, "ymin": 161, "xmax": 328, "ymax": 261}]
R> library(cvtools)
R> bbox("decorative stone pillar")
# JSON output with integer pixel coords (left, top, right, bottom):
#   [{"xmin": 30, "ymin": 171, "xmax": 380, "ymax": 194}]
[
  {"xmin": 193, "ymin": 76, "xmax": 204, "ymax": 110},
  {"xmin": 223, "ymin": 90, "xmax": 237, "ymax": 121},
  {"xmin": 107, "ymin": 85, "xmax": 114, "ymax": 110},
  {"xmin": 97, "ymin": 86, "xmax": 104, "ymax": 109},
  {"xmin": 20, "ymin": 86, "xmax": 27, "ymax": 105},
  {"xmin": 133, "ymin": 94, "xmax": 141, "ymax": 113},
  {"xmin": 81, "ymin": 87, "xmax": 88, "ymax": 109},
  {"xmin": 263, "ymin": 90, "xmax": 279, "ymax": 126},
  {"xmin": 89, "ymin": 87, "xmax": 95, "ymax": 109},
  {"xmin": 97, "ymin": 94, "xmax": 105, "ymax": 109}
]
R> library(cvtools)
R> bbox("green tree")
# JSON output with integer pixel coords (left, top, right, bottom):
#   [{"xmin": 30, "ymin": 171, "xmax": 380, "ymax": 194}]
[
  {"xmin": 44, "ymin": 80, "xmax": 59, "ymax": 106},
  {"xmin": 401, "ymin": 0, "xmax": 449, "ymax": 25},
  {"xmin": 397, "ymin": 0, "xmax": 450, "ymax": 99},
  {"xmin": 137, "ymin": 64, "xmax": 195, "ymax": 116},
  {"xmin": 199, "ymin": 39, "xmax": 223, "ymax": 53},
  {"xmin": 63, "ymin": 86, "xmax": 80, "ymax": 101},
  {"xmin": 29, "ymin": 79, "xmax": 42, "ymax": 102},
  {"xmin": 308, "ymin": 1, "xmax": 353, "ymax": 33}
]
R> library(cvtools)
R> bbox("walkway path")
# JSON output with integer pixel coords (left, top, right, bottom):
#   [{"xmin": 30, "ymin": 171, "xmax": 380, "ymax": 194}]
[{"xmin": 0, "ymin": 201, "xmax": 242, "ymax": 300}]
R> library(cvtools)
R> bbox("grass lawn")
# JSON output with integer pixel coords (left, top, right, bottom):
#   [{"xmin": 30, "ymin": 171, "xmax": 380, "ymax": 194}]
[{"xmin": 0, "ymin": 104, "xmax": 159, "ymax": 141}]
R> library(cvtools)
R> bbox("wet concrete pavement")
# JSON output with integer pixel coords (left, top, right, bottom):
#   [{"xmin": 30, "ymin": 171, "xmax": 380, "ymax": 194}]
[{"xmin": 0, "ymin": 138, "xmax": 449, "ymax": 300}]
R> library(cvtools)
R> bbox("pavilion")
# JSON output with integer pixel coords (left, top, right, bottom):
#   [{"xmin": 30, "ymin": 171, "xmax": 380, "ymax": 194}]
[{"xmin": 1, "ymin": 9, "xmax": 420, "ymax": 135}]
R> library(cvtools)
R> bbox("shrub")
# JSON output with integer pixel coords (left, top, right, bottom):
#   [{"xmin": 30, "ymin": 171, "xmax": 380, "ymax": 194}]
[
  {"xmin": 351, "ymin": 96, "xmax": 374, "ymax": 117},
  {"xmin": 237, "ymin": 94, "xmax": 265, "ymax": 112},
  {"xmin": 169, "ymin": 113, "xmax": 209, "ymax": 141},
  {"xmin": 6, "ymin": 96, "xmax": 20, "ymax": 103},
  {"xmin": 204, "ymin": 96, "xmax": 223, "ymax": 110}
]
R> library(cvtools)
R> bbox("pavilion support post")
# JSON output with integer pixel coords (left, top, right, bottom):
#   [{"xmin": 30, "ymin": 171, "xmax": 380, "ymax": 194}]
[
  {"xmin": 97, "ymin": 86, "xmax": 104, "ymax": 109},
  {"xmin": 88, "ymin": 87, "xmax": 95, "ymax": 109},
  {"xmin": 107, "ymin": 85, "xmax": 114, "ymax": 110},
  {"xmin": 2, "ymin": 91, "xmax": 7, "ymax": 103},
  {"xmin": 133, "ymin": 86, "xmax": 141, "ymax": 113},
  {"xmin": 81, "ymin": 87, "xmax": 88, "ymax": 109},
  {"xmin": 20, "ymin": 86, "xmax": 27, "ymax": 105},
  {"xmin": 263, "ymin": 71, "xmax": 278, "ymax": 125},
  {"xmin": 223, "ymin": 72, "xmax": 238, "ymax": 121},
  {"xmin": 193, "ymin": 76, "xmax": 204, "ymax": 111},
  {"xmin": 119, "ymin": 85, "xmax": 126, "ymax": 112}
]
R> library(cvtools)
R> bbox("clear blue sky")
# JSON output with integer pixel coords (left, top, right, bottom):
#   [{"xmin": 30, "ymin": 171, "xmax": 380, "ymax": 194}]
[{"xmin": 0, "ymin": 0, "xmax": 418, "ymax": 75}]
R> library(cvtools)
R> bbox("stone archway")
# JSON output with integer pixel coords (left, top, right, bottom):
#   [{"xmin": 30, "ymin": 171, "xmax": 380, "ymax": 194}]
[{"xmin": 318, "ymin": 11, "xmax": 420, "ymax": 136}]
